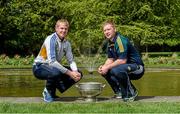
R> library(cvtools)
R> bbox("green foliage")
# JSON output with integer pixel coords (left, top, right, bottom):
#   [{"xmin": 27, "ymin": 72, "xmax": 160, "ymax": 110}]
[
  {"xmin": 0, "ymin": 53, "xmax": 180, "ymax": 68},
  {"xmin": 0, "ymin": 54, "xmax": 34, "ymax": 67},
  {"xmin": 0, "ymin": 0, "xmax": 180, "ymax": 55},
  {"xmin": 142, "ymin": 52, "xmax": 180, "ymax": 66}
]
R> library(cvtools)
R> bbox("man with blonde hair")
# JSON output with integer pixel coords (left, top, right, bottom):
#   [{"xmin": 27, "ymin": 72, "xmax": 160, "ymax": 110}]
[
  {"xmin": 98, "ymin": 20, "xmax": 144, "ymax": 102},
  {"xmin": 33, "ymin": 19, "xmax": 82, "ymax": 102}
]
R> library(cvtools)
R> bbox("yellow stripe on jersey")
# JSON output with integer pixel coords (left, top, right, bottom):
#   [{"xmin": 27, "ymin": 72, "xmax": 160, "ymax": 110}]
[
  {"xmin": 39, "ymin": 45, "xmax": 47, "ymax": 59},
  {"xmin": 117, "ymin": 37, "xmax": 124, "ymax": 52}
]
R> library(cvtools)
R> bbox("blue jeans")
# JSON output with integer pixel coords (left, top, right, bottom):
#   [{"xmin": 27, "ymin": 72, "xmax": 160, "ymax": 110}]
[
  {"xmin": 32, "ymin": 63, "xmax": 83, "ymax": 97},
  {"xmin": 104, "ymin": 63, "xmax": 144, "ymax": 98}
]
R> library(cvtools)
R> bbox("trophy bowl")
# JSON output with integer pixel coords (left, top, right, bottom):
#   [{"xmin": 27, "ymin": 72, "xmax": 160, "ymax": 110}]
[{"xmin": 76, "ymin": 82, "xmax": 105, "ymax": 102}]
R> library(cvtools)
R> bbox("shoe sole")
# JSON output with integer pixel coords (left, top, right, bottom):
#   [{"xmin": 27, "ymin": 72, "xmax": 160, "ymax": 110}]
[
  {"xmin": 123, "ymin": 91, "xmax": 138, "ymax": 102},
  {"xmin": 115, "ymin": 96, "xmax": 122, "ymax": 99}
]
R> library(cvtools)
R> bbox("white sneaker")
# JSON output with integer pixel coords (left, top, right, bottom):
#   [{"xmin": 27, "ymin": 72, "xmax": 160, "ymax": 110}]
[
  {"xmin": 42, "ymin": 88, "xmax": 53, "ymax": 102},
  {"xmin": 123, "ymin": 90, "xmax": 138, "ymax": 102},
  {"xmin": 114, "ymin": 92, "xmax": 122, "ymax": 99}
]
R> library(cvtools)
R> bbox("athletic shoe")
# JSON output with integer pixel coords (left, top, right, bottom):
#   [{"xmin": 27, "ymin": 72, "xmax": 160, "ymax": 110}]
[
  {"xmin": 42, "ymin": 88, "xmax": 53, "ymax": 102},
  {"xmin": 123, "ymin": 90, "xmax": 138, "ymax": 102},
  {"xmin": 114, "ymin": 92, "xmax": 122, "ymax": 99}
]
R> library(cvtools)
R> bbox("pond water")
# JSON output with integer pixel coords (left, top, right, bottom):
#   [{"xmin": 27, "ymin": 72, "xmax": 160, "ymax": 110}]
[{"xmin": 0, "ymin": 68, "xmax": 180, "ymax": 97}]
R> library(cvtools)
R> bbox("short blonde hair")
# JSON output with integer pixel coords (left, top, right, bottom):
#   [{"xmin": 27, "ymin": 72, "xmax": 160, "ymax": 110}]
[
  {"xmin": 55, "ymin": 19, "xmax": 69, "ymax": 28},
  {"xmin": 102, "ymin": 20, "xmax": 116, "ymax": 29}
]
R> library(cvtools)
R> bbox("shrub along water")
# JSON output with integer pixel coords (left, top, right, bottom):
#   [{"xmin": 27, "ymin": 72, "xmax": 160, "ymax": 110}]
[
  {"xmin": 0, "ymin": 54, "xmax": 34, "ymax": 68},
  {"xmin": 0, "ymin": 52, "xmax": 180, "ymax": 68}
]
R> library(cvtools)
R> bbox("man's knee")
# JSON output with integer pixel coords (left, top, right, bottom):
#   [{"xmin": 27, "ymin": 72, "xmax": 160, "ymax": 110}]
[
  {"xmin": 110, "ymin": 68, "xmax": 127, "ymax": 77},
  {"xmin": 129, "ymin": 65, "xmax": 145, "ymax": 80},
  {"xmin": 129, "ymin": 71, "xmax": 144, "ymax": 80}
]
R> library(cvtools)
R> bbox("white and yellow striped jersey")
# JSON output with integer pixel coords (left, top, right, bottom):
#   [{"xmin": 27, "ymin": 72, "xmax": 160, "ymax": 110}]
[{"xmin": 34, "ymin": 32, "xmax": 77, "ymax": 73}]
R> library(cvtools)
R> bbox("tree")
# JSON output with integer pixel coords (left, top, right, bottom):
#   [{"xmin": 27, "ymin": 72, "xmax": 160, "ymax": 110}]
[{"xmin": 1, "ymin": 0, "xmax": 180, "ymax": 56}]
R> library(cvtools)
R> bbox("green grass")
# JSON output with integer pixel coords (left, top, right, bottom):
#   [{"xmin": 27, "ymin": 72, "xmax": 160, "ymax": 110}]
[{"xmin": 0, "ymin": 102, "xmax": 180, "ymax": 113}]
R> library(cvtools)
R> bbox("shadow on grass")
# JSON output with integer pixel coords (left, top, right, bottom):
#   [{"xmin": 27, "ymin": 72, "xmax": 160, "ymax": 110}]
[
  {"xmin": 54, "ymin": 96, "xmax": 110, "ymax": 102},
  {"xmin": 52, "ymin": 96, "xmax": 156, "ymax": 102},
  {"xmin": 136, "ymin": 96, "xmax": 155, "ymax": 101}
]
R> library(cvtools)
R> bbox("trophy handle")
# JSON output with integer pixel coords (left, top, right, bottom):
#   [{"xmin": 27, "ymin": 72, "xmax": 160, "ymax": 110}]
[
  {"xmin": 101, "ymin": 84, "xmax": 106, "ymax": 88},
  {"xmin": 75, "ymin": 84, "xmax": 80, "ymax": 88}
]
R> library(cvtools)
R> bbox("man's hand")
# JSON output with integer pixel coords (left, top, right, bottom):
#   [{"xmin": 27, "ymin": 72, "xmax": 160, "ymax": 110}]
[
  {"xmin": 98, "ymin": 65, "xmax": 109, "ymax": 76},
  {"xmin": 71, "ymin": 71, "xmax": 81, "ymax": 82},
  {"xmin": 66, "ymin": 70, "xmax": 81, "ymax": 82},
  {"xmin": 98, "ymin": 59, "xmax": 127, "ymax": 76},
  {"xmin": 98, "ymin": 65, "xmax": 103, "ymax": 74}
]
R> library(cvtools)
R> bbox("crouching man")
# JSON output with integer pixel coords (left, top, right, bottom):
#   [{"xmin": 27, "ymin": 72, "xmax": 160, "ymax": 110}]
[
  {"xmin": 98, "ymin": 20, "xmax": 144, "ymax": 102},
  {"xmin": 32, "ymin": 19, "xmax": 82, "ymax": 102}
]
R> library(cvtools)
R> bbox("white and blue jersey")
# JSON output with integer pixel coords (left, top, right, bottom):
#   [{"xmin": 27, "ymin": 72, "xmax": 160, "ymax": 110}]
[{"xmin": 34, "ymin": 32, "xmax": 77, "ymax": 73}]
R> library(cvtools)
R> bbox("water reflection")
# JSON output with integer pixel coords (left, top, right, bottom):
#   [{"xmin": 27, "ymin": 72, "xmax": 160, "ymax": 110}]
[{"xmin": 0, "ymin": 68, "xmax": 180, "ymax": 97}]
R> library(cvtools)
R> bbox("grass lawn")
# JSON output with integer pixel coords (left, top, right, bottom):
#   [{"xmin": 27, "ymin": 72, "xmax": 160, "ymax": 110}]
[{"xmin": 0, "ymin": 102, "xmax": 180, "ymax": 113}]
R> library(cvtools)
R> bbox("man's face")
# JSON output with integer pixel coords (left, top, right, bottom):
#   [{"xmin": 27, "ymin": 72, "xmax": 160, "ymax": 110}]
[
  {"xmin": 103, "ymin": 24, "xmax": 116, "ymax": 40},
  {"xmin": 55, "ymin": 22, "xmax": 69, "ymax": 39}
]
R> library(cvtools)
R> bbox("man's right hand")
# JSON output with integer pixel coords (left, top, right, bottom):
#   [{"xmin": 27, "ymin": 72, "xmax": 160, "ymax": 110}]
[
  {"xmin": 98, "ymin": 65, "xmax": 103, "ymax": 74},
  {"xmin": 66, "ymin": 70, "xmax": 81, "ymax": 82}
]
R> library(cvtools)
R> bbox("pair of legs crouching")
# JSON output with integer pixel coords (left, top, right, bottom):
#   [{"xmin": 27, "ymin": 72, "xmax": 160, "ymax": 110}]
[
  {"xmin": 33, "ymin": 63, "xmax": 82, "ymax": 102},
  {"xmin": 104, "ymin": 63, "xmax": 144, "ymax": 102},
  {"xmin": 33, "ymin": 63, "xmax": 144, "ymax": 102}
]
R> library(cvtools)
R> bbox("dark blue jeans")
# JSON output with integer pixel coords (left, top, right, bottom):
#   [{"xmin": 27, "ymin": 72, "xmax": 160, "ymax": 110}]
[
  {"xmin": 104, "ymin": 63, "xmax": 144, "ymax": 98},
  {"xmin": 32, "ymin": 63, "xmax": 83, "ymax": 97}
]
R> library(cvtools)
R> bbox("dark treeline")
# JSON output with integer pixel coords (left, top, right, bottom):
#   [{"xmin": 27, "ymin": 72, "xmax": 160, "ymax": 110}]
[{"xmin": 0, "ymin": 0, "xmax": 180, "ymax": 56}]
